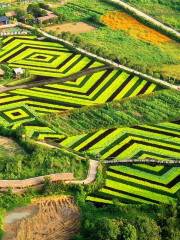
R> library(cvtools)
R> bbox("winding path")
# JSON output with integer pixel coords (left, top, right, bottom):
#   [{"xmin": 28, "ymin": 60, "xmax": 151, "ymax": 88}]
[{"xmin": 1, "ymin": 140, "xmax": 179, "ymax": 193}]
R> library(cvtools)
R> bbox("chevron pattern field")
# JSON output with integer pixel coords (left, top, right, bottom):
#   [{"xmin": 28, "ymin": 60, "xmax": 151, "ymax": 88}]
[
  {"xmin": 59, "ymin": 122, "xmax": 180, "ymax": 204},
  {"xmin": 0, "ymin": 35, "xmax": 179, "ymax": 205},
  {"xmin": 87, "ymin": 165, "xmax": 180, "ymax": 205},
  {"xmin": 0, "ymin": 36, "xmax": 103, "ymax": 78},
  {"xmin": 0, "ymin": 70, "xmax": 159, "ymax": 115},
  {"xmin": 60, "ymin": 122, "xmax": 180, "ymax": 160}
]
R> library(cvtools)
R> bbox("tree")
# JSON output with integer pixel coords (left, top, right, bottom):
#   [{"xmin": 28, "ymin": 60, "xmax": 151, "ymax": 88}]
[
  {"xmin": 84, "ymin": 217, "xmax": 120, "ymax": 240},
  {"xmin": 15, "ymin": 8, "xmax": 26, "ymax": 22},
  {"xmin": 1, "ymin": 64, "xmax": 14, "ymax": 80},
  {"xmin": 25, "ymin": 13, "xmax": 35, "ymax": 25},
  {"xmin": 121, "ymin": 223, "xmax": 137, "ymax": 240},
  {"xmin": 39, "ymin": 2, "xmax": 51, "ymax": 10},
  {"xmin": 135, "ymin": 216, "xmax": 161, "ymax": 240},
  {"xmin": 27, "ymin": 3, "xmax": 46, "ymax": 18}
]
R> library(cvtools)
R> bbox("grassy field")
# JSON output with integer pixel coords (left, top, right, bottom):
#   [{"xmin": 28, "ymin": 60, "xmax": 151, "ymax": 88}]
[{"xmin": 124, "ymin": 0, "xmax": 180, "ymax": 30}]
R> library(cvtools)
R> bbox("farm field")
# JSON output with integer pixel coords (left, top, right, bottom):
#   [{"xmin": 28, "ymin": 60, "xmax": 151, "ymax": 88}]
[
  {"xmin": 0, "ymin": 1, "xmax": 179, "ymax": 238},
  {"xmin": 44, "ymin": 22, "xmax": 96, "ymax": 35},
  {"xmin": 59, "ymin": 122, "xmax": 180, "ymax": 161},
  {"xmin": 0, "ymin": 36, "xmax": 104, "ymax": 79},
  {"xmin": 123, "ymin": 0, "xmax": 180, "ymax": 30},
  {"xmin": 0, "ymin": 35, "xmax": 179, "ymax": 206},
  {"xmin": 0, "ymin": 36, "xmax": 160, "ymax": 118},
  {"xmin": 57, "ymin": 0, "xmax": 180, "ymax": 82},
  {"xmin": 87, "ymin": 165, "xmax": 180, "ymax": 205},
  {"xmin": 59, "ymin": 122, "xmax": 180, "ymax": 204},
  {"xmin": 101, "ymin": 11, "xmax": 171, "ymax": 44}
]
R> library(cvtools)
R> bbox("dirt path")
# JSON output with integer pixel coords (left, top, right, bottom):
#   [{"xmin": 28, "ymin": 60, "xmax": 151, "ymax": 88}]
[
  {"xmin": 0, "ymin": 141, "xmax": 99, "ymax": 193},
  {"xmin": 0, "ymin": 65, "xmax": 111, "ymax": 93},
  {"xmin": 68, "ymin": 160, "xmax": 99, "ymax": 185},
  {"xmin": 36, "ymin": 141, "xmax": 99, "ymax": 185},
  {"xmin": 3, "ymin": 196, "xmax": 80, "ymax": 240},
  {"xmin": 0, "ymin": 173, "xmax": 74, "ymax": 193}
]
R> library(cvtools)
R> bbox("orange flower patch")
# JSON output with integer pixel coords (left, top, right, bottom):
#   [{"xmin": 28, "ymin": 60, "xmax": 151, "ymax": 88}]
[{"xmin": 101, "ymin": 11, "xmax": 171, "ymax": 44}]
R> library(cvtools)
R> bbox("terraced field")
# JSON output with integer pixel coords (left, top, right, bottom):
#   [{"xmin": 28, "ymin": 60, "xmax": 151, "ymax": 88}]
[
  {"xmin": 60, "ymin": 122, "xmax": 180, "ymax": 160},
  {"xmin": 87, "ymin": 165, "xmax": 180, "ymax": 205},
  {"xmin": 59, "ymin": 122, "xmax": 180, "ymax": 204},
  {"xmin": 0, "ymin": 35, "xmax": 179, "ymax": 205}
]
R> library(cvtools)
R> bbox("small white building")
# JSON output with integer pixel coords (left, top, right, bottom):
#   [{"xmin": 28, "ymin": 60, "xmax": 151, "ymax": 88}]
[{"xmin": 14, "ymin": 68, "xmax": 24, "ymax": 77}]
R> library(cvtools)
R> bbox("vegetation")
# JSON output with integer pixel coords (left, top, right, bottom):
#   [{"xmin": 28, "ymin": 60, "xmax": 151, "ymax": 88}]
[
  {"xmin": 124, "ymin": 0, "xmax": 180, "ymax": 30},
  {"xmin": 74, "ymin": 189, "xmax": 180, "ymax": 240},
  {"xmin": 43, "ymin": 89, "xmax": 180, "ymax": 136},
  {"xmin": 0, "ymin": 64, "xmax": 14, "ymax": 84},
  {"xmin": 55, "ymin": 0, "xmax": 180, "ymax": 82},
  {"xmin": 0, "ymin": 181, "xmax": 179, "ymax": 240},
  {"xmin": 0, "ymin": 127, "xmax": 88, "ymax": 180},
  {"xmin": 0, "ymin": 1, "xmax": 179, "ymax": 238}
]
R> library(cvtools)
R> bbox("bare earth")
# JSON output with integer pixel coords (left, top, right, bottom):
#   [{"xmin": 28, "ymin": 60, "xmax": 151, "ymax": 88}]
[
  {"xmin": 44, "ymin": 22, "xmax": 96, "ymax": 34},
  {"xmin": 3, "ymin": 196, "xmax": 80, "ymax": 240},
  {"xmin": 0, "ymin": 136, "xmax": 20, "ymax": 151}
]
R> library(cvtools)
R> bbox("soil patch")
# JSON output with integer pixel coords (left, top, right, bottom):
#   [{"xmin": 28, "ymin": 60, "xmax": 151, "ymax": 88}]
[
  {"xmin": 3, "ymin": 196, "xmax": 80, "ymax": 240},
  {"xmin": 101, "ymin": 11, "xmax": 171, "ymax": 44},
  {"xmin": 44, "ymin": 22, "xmax": 96, "ymax": 34},
  {"xmin": 0, "ymin": 137, "xmax": 21, "ymax": 152}
]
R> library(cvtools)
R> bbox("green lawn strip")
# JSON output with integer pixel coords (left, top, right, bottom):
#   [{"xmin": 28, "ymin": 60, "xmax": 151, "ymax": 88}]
[
  {"xmin": 131, "ymin": 164, "xmax": 165, "ymax": 173},
  {"xmin": 105, "ymin": 179, "xmax": 176, "ymax": 204},
  {"xmin": 106, "ymin": 170, "xmax": 180, "ymax": 194},
  {"xmin": 86, "ymin": 196, "xmax": 113, "ymax": 205},
  {"xmin": 107, "ymin": 144, "xmax": 180, "ymax": 161},
  {"xmin": 98, "ymin": 187, "xmax": 156, "ymax": 205},
  {"xmin": 109, "ymin": 166, "xmax": 180, "ymax": 184},
  {"xmin": 10, "ymin": 89, "xmax": 93, "ymax": 106}
]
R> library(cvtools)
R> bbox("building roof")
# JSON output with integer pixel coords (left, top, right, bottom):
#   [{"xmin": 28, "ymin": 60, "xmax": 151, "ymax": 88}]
[
  {"xmin": 5, "ymin": 11, "xmax": 16, "ymax": 17},
  {"xmin": 0, "ymin": 16, "xmax": 8, "ymax": 22},
  {"xmin": 37, "ymin": 14, "xmax": 58, "ymax": 23},
  {"xmin": 14, "ymin": 68, "xmax": 24, "ymax": 75}
]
